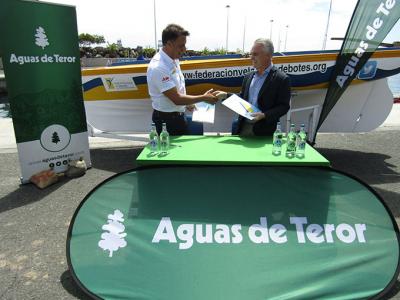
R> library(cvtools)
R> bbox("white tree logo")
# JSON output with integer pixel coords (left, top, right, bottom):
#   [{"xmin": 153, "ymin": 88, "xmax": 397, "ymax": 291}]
[
  {"xmin": 98, "ymin": 209, "xmax": 127, "ymax": 257},
  {"xmin": 35, "ymin": 26, "xmax": 49, "ymax": 49}
]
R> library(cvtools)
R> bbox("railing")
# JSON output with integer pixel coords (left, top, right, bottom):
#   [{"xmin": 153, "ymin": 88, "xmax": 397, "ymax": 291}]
[{"xmin": 285, "ymin": 104, "xmax": 321, "ymax": 142}]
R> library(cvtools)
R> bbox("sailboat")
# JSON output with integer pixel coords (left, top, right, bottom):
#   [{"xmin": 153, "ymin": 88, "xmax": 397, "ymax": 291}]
[{"xmin": 82, "ymin": 47, "xmax": 400, "ymax": 140}]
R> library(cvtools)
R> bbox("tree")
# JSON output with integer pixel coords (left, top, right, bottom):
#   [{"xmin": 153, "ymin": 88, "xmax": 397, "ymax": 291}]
[
  {"xmin": 92, "ymin": 34, "xmax": 105, "ymax": 45},
  {"xmin": 79, "ymin": 33, "xmax": 105, "ymax": 47},
  {"xmin": 35, "ymin": 27, "xmax": 49, "ymax": 49},
  {"xmin": 143, "ymin": 46, "xmax": 156, "ymax": 58},
  {"xmin": 213, "ymin": 47, "xmax": 226, "ymax": 55},
  {"xmin": 201, "ymin": 47, "xmax": 211, "ymax": 56},
  {"xmin": 52, "ymin": 132, "xmax": 60, "ymax": 144},
  {"xmin": 106, "ymin": 43, "xmax": 119, "ymax": 58},
  {"xmin": 98, "ymin": 210, "xmax": 127, "ymax": 258}
]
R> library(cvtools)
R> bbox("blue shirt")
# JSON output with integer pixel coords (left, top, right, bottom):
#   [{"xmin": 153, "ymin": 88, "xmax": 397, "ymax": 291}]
[{"xmin": 248, "ymin": 64, "xmax": 273, "ymax": 108}]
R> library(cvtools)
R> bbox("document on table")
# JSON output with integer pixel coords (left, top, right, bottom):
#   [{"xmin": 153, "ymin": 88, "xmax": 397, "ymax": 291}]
[
  {"xmin": 222, "ymin": 94, "xmax": 260, "ymax": 120},
  {"xmin": 191, "ymin": 102, "xmax": 215, "ymax": 124}
]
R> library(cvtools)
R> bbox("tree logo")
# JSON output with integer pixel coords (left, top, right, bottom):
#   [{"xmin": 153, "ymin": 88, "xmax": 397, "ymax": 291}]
[
  {"xmin": 98, "ymin": 210, "xmax": 127, "ymax": 257},
  {"xmin": 40, "ymin": 124, "xmax": 71, "ymax": 152},
  {"xmin": 35, "ymin": 26, "xmax": 49, "ymax": 49},
  {"xmin": 52, "ymin": 132, "xmax": 60, "ymax": 144},
  {"xmin": 104, "ymin": 78, "xmax": 115, "ymax": 89}
]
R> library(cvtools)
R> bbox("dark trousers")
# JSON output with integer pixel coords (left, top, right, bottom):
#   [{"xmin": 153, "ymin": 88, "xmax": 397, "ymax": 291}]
[{"xmin": 152, "ymin": 110, "xmax": 188, "ymax": 135}]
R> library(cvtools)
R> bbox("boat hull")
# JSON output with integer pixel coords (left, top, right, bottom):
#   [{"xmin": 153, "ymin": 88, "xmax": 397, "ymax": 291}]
[{"xmin": 82, "ymin": 49, "xmax": 400, "ymax": 134}]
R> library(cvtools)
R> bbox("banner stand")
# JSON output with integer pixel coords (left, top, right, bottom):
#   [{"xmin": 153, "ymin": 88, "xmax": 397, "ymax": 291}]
[{"xmin": 0, "ymin": 0, "xmax": 91, "ymax": 183}]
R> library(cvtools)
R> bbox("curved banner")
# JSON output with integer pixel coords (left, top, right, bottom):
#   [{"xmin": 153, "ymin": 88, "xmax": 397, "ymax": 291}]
[{"xmin": 67, "ymin": 166, "xmax": 399, "ymax": 299}]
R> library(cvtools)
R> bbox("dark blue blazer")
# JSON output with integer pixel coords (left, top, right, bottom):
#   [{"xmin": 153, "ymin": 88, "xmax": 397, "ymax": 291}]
[{"xmin": 236, "ymin": 66, "xmax": 291, "ymax": 136}]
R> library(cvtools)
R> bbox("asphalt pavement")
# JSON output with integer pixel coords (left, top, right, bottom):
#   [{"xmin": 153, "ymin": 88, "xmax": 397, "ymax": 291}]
[{"xmin": 0, "ymin": 106, "xmax": 399, "ymax": 299}]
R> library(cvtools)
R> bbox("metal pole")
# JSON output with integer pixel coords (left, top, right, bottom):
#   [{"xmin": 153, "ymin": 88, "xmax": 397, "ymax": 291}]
[
  {"xmin": 226, "ymin": 5, "xmax": 230, "ymax": 54},
  {"xmin": 242, "ymin": 17, "xmax": 246, "ymax": 53},
  {"xmin": 322, "ymin": 0, "xmax": 333, "ymax": 50},
  {"xmin": 284, "ymin": 25, "xmax": 289, "ymax": 51},
  {"xmin": 269, "ymin": 19, "xmax": 274, "ymax": 40},
  {"xmin": 154, "ymin": 0, "xmax": 157, "ymax": 51},
  {"xmin": 277, "ymin": 27, "xmax": 281, "ymax": 52}
]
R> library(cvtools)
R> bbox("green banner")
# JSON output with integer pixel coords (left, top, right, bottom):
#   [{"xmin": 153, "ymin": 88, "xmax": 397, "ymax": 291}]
[
  {"xmin": 0, "ymin": 0, "xmax": 90, "ymax": 182},
  {"xmin": 316, "ymin": 0, "xmax": 400, "ymax": 134},
  {"xmin": 68, "ymin": 166, "xmax": 399, "ymax": 300}
]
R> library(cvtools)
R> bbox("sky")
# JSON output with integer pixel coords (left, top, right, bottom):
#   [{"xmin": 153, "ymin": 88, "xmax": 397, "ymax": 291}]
[{"xmin": 48, "ymin": 0, "xmax": 400, "ymax": 52}]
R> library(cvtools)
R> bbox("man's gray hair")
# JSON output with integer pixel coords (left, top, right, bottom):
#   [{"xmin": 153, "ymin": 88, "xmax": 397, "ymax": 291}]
[{"xmin": 254, "ymin": 38, "xmax": 274, "ymax": 55}]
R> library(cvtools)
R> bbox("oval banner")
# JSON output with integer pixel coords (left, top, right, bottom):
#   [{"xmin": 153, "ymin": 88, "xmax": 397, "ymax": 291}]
[{"xmin": 67, "ymin": 166, "xmax": 399, "ymax": 299}]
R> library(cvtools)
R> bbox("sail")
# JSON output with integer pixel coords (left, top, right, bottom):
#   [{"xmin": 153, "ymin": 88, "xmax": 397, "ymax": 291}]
[{"xmin": 315, "ymin": 0, "xmax": 400, "ymax": 136}]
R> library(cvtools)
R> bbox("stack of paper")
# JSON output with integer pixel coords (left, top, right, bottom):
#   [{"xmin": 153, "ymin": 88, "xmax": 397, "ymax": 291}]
[
  {"xmin": 191, "ymin": 102, "xmax": 215, "ymax": 124},
  {"xmin": 222, "ymin": 94, "xmax": 260, "ymax": 120}
]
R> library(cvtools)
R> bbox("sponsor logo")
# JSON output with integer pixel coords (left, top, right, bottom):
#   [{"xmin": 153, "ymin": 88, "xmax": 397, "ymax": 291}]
[
  {"xmin": 101, "ymin": 75, "xmax": 138, "ymax": 92},
  {"xmin": 40, "ymin": 124, "xmax": 71, "ymax": 153},
  {"xmin": 152, "ymin": 217, "xmax": 367, "ymax": 250},
  {"xmin": 104, "ymin": 78, "xmax": 115, "ymax": 89},
  {"xmin": 162, "ymin": 76, "xmax": 170, "ymax": 82},
  {"xmin": 8, "ymin": 26, "xmax": 77, "ymax": 66},
  {"xmin": 358, "ymin": 60, "xmax": 377, "ymax": 80}
]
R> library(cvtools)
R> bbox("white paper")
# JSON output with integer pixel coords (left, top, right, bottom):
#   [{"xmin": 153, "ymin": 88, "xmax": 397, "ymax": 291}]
[
  {"xmin": 222, "ymin": 94, "xmax": 260, "ymax": 120},
  {"xmin": 191, "ymin": 102, "xmax": 215, "ymax": 124}
]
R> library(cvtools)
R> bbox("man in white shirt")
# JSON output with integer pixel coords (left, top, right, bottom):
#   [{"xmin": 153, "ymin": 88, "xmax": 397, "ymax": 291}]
[{"xmin": 147, "ymin": 24, "xmax": 217, "ymax": 135}]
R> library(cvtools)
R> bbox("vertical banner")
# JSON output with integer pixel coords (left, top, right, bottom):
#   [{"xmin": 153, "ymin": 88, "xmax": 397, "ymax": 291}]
[
  {"xmin": 0, "ymin": 0, "xmax": 91, "ymax": 183},
  {"xmin": 316, "ymin": 0, "xmax": 400, "ymax": 134}
]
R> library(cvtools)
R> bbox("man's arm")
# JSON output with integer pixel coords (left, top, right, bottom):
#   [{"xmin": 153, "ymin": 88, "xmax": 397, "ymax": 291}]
[
  {"xmin": 163, "ymin": 87, "xmax": 217, "ymax": 105},
  {"xmin": 212, "ymin": 72, "xmax": 252, "ymax": 100}
]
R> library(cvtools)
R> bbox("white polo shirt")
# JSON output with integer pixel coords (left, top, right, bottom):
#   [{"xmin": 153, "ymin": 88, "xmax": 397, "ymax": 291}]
[{"xmin": 147, "ymin": 48, "xmax": 186, "ymax": 112}]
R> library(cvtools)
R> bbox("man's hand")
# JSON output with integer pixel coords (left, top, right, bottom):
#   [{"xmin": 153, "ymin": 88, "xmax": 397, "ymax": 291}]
[
  {"xmin": 202, "ymin": 89, "xmax": 218, "ymax": 104},
  {"xmin": 186, "ymin": 104, "xmax": 196, "ymax": 112},
  {"xmin": 250, "ymin": 112, "xmax": 266, "ymax": 122},
  {"xmin": 212, "ymin": 91, "xmax": 228, "ymax": 101}
]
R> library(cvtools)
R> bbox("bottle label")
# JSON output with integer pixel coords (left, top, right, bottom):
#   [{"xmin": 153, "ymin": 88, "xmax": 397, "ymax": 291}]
[
  {"xmin": 161, "ymin": 141, "xmax": 168, "ymax": 151},
  {"xmin": 273, "ymin": 138, "xmax": 282, "ymax": 147},
  {"xmin": 287, "ymin": 142, "xmax": 295, "ymax": 151},
  {"xmin": 150, "ymin": 139, "xmax": 157, "ymax": 151}
]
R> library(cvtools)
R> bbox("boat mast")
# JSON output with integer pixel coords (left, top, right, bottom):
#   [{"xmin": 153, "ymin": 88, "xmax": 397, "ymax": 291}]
[
  {"xmin": 242, "ymin": 17, "xmax": 246, "ymax": 53},
  {"xmin": 322, "ymin": 0, "xmax": 333, "ymax": 50},
  {"xmin": 153, "ymin": 0, "xmax": 157, "ymax": 51},
  {"xmin": 226, "ymin": 5, "xmax": 230, "ymax": 54}
]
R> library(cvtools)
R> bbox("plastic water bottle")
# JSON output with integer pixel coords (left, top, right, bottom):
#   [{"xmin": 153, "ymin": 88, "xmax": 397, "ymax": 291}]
[
  {"xmin": 272, "ymin": 122, "xmax": 283, "ymax": 156},
  {"xmin": 159, "ymin": 123, "xmax": 170, "ymax": 154},
  {"xmin": 149, "ymin": 122, "xmax": 159, "ymax": 153},
  {"xmin": 296, "ymin": 124, "xmax": 307, "ymax": 158},
  {"xmin": 286, "ymin": 123, "xmax": 296, "ymax": 158}
]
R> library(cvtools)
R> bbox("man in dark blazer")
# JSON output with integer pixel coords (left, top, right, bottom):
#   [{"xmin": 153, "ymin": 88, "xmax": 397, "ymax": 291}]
[{"xmin": 216, "ymin": 39, "xmax": 291, "ymax": 136}]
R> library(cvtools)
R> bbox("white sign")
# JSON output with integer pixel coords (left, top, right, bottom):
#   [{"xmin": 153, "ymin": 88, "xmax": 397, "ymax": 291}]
[{"xmin": 102, "ymin": 74, "xmax": 138, "ymax": 92}]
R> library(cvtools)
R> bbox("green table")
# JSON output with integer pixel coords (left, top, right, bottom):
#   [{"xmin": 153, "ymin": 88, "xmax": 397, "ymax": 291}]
[{"xmin": 137, "ymin": 135, "xmax": 330, "ymax": 166}]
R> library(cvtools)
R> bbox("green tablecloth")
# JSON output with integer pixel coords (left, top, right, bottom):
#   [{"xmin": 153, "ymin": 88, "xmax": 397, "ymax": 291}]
[{"xmin": 137, "ymin": 135, "xmax": 330, "ymax": 166}]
